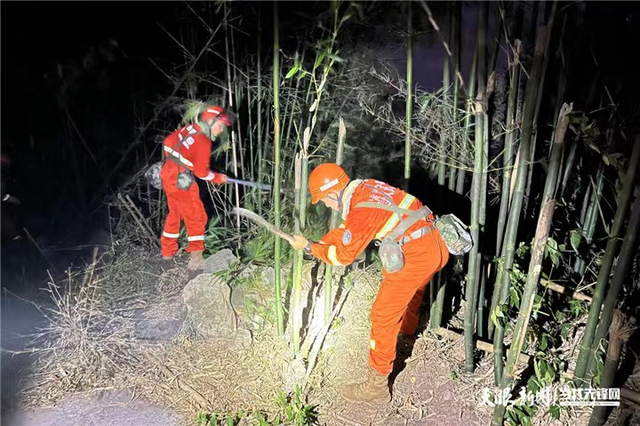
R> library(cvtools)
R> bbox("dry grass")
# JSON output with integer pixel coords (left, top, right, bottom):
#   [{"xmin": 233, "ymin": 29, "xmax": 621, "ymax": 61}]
[{"xmin": 17, "ymin": 217, "xmax": 597, "ymax": 425}]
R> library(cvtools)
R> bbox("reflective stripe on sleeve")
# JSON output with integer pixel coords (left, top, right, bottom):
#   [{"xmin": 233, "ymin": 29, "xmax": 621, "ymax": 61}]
[
  {"xmin": 187, "ymin": 235, "xmax": 205, "ymax": 242},
  {"xmin": 199, "ymin": 171, "xmax": 216, "ymax": 181},
  {"xmin": 327, "ymin": 246, "xmax": 344, "ymax": 266},
  {"xmin": 163, "ymin": 232, "xmax": 180, "ymax": 239}
]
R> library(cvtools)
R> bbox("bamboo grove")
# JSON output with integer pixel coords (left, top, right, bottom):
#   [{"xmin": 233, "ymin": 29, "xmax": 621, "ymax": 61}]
[{"xmin": 82, "ymin": 1, "xmax": 639, "ymax": 424}]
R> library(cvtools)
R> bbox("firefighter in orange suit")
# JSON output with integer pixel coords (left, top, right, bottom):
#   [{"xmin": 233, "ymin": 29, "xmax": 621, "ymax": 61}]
[
  {"xmin": 160, "ymin": 105, "xmax": 234, "ymax": 270},
  {"xmin": 289, "ymin": 163, "xmax": 449, "ymax": 404}
]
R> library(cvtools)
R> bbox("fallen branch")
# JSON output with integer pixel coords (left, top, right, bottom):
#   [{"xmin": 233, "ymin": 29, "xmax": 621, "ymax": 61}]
[
  {"xmin": 125, "ymin": 194, "xmax": 159, "ymax": 245},
  {"xmin": 117, "ymin": 193, "xmax": 159, "ymax": 248},
  {"xmin": 432, "ymin": 327, "xmax": 574, "ymax": 379},
  {"xmin": 541, "ymin": 279, "xmax": 592, "ymax": 302}
]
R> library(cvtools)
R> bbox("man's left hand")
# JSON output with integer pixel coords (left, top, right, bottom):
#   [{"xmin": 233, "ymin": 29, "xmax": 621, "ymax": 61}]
[{"xmin": 290, "ymin": 235, "xmax": 309, "ymax": 251}]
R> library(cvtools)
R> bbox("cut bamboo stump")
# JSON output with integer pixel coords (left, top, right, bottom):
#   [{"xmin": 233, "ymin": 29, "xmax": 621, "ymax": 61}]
[{"xmin": 621, "ymin": 387, "xmax": 640, "ymax": 405}]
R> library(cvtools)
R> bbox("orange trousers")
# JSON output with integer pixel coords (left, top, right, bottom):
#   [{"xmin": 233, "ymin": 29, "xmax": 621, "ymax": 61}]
[
  {"xmin": 160, "ymin": 181, "xmax": 207, "ymax": 257},
  {"xmin": 369, "ymin": 228, "xmax": 449, "ymax": 375}
]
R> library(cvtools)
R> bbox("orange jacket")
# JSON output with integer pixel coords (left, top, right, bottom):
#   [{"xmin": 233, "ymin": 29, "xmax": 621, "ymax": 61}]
[
  {"xmin": 310, "ymin": 179, "xmax": 436, "ymax": 266},
  {"xmin": 160, "ymin": 123, "xmax": 219, "ymax": 187}
]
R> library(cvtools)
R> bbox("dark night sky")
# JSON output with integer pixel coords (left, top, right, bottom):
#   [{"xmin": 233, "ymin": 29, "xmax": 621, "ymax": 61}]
[{"xmin": 1, "ymin": 1, "xmax": 640, "ymax": 247}]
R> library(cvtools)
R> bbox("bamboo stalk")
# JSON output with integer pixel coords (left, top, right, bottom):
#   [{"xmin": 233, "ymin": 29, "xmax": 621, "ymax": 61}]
[
  {"xmin": 488, "ymin": 39, "xmax": 522, "ymax": 341},
  {"xmin": 431, "ymin": 4, "xmax": 454, "ymax": 330},
  {"xmin": 404, "ymin": 2, "xmax": 413, "ymax": 190},
  {"xmin": 448, "ymin": 2, "xmax": 461, "ymax": 192},
  {"xmin": 574, "ymin": 168, "xmax": 605, "ymax": 274},
  {"xmin": 223, "ymin": 5, "xmax": 241, "ymax": 229},
  {"xmin": 574, "ymin": 137, "xmax": 640, "ymax": 384},
  {"xmin": 464, "ymin": 1, "xmax": 487, "ymax": 373},
  {"xmin": 585, "ymin": 186, "xmax": 640, "ymax": 380},
  {"xmin": 324, "ymin": 118, "xmax": 346, "ymax": 322},
  {"xmin": 491, "ymin": 104, "xmax": 568, "ymax": 425},
  {"xmin": 438, "ymin": 1, "xmax": 449, "ymax": 191},
  {"xmin": 492, "ymin": 200, "xmax": 556, "ymax": 425},
  {"xmin": 272, "ymin": 2, "xmax": 284, "ymax": 336},
  {"xmin": 495, "ymin": 40, "xmax": 521, "ymax": 258},
  {"xmin": 456, "ymin": 44, "xmax": 478, "ymax": 195},
  {"xmin": 291, "ymin": 128, "xmax": 311, "ymax": 353},
  {"xmin": 493, "ymin": 25, "xmax": 548, "ymax": 384}
]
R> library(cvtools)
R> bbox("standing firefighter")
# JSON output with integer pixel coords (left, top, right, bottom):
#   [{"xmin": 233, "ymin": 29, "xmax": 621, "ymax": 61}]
[
  {"xmin": 160, "ymin": 105, "xmax": 234, "ymax": 270},
  {"xmin": 289, "ymin": 163, "xmax": 451, "ymax": 404}
]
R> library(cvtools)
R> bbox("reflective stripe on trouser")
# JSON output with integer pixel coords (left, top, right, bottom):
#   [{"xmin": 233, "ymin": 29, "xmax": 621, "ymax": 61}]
[
  {"xmin": 368, "ymin": 228, "xmax": 450, "ymax": 375},
  {"xmin": 161, "ymin": 182, "xmax": 207, "ymax": 257}
]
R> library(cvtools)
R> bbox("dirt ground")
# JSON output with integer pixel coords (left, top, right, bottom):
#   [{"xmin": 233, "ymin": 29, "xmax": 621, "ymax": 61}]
[{"xmin": 5, "ymin": 244, "xmax": 627, "ymax": 426}]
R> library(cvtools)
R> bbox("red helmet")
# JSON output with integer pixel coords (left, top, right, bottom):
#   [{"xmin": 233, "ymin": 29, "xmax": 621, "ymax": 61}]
[
  {"xmin": 308, "ymin": 163, "xmax": 350, "ymax": 204},
  {"xmin": 201, "ymin": 105, "xmax": 235, "ymax": 126}
]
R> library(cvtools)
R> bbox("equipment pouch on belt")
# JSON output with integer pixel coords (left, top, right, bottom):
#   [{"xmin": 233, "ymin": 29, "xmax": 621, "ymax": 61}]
[
  {"xmin": 434, "ymin": 214, "xmax": 473, "ymax": 256},
  {"xmin": 176, "ymin": 169, "xmax": 194, "ymax": 190},
  {"xmin": 145, "ymin": 161, "xmax": 164, "ymax": 190},
  {"xmin": 377, "ymin": 238, "xmax": 406, "ymax": 274}
]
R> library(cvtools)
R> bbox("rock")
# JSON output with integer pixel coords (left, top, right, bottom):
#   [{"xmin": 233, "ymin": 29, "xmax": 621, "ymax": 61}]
[
  {"xmin": 203, "ymin": 249, "xmax": 238, "ymax": 274},
  {"xmin": 135, "ymin": 296, "xmax": 186, "ymax": 342},
  {"xmin": 284, "ymin": 356, "xmax": 306, "ymax": 394},
  {"xmin": 183, "ymin": 274, "xmax": 238, "ymax": 340}
]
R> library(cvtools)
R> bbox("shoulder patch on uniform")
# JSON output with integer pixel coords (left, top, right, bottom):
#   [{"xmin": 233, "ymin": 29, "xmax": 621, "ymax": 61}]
[{"xmin": 342, "ymin": 230, "xmax": 352, "ymax": 245}]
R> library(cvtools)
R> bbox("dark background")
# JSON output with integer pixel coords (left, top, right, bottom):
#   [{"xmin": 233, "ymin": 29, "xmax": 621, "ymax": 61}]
[{"xmin": 1, "ymin": 1, "xmax": 640, "ymax": 288}]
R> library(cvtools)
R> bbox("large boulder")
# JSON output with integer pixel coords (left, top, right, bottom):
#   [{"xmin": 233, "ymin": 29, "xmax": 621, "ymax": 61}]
[
  {"xmin": 135, "ymin": 296, "xmax": 186, "ymax": 342},
  {"xmin": 183, "ymin": 273, "xmax": 250, "ymax": 344},
  {"xmin": 203, "ymin": 249, "xmax": 238, "ymax": 274}
]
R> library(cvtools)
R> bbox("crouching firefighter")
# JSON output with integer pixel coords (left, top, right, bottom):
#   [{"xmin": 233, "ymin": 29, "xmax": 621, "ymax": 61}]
[
  {"xmin": 289, "ymin": 163, "xmax": 472, "ymax": 404},
  {"xmin": 159, "ymin": 105, "xmax": 235, "ymax": 271}
]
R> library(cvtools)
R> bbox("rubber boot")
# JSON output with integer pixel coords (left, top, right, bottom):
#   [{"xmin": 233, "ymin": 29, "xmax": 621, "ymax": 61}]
[
  {"xmin": 187, "ymin": 250, "xmax": 204, "ymax": 271},
  {"xmin": 340, "ymin": 366, "xmax": 391, "ymax": 404},
  {"xmin": 162, "ymin": 255, "xmax": 174, "ymax": 270}
]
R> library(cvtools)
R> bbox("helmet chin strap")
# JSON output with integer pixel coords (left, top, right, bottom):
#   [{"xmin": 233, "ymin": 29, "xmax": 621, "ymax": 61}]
[{"xmin": 328, "ymin": 189, "xmax": 345, "ymax": 211}]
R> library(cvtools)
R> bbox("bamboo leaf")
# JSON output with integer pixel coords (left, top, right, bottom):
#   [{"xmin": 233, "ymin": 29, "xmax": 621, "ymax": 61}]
[
  {"xmin": 544, "ymin": 238, "xmax": 561, "ymax": 267},
  {"xmin": 309, "ymin": 99, "xmax": 318, "ymax": 112},
  {"xmin": 340, "ymin": 14, "xmax": 353, "ymax": 26},
  {"xmin": 570, "ymin": 229, "xmax": 582, "ymax": 253},
  {"xmin": 285, "ymin": 65, "xmax": 299, "ymax": 79},
  {"xmin": 549, "ymin": 405, "xmax": 560, "ymax": 420},
  {"xmin": 326, "ymin": 52, "xmax": 346, "ymax": 63},
  {"xmin": 313, "ymin": 52, "xmax": 326, "ymax": 70}
]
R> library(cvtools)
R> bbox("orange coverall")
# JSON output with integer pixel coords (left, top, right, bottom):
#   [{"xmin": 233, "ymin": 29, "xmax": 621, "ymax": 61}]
[
  {"xmin": 310, "ymin": 179, "xmax": 449, "ymax": 375},
  {"xmin": 160, "ymin": 123, "xmax": 221, "ymax": 257}
]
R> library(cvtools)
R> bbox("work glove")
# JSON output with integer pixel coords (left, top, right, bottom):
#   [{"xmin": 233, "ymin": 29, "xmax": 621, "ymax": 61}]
[
  {"xmin": 210, "ymin": 172, "xmax": 228, "ymax": 185},
  {"xmin": 290, "ymin": 234, "xmax": 310, "ymax": 251}
]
